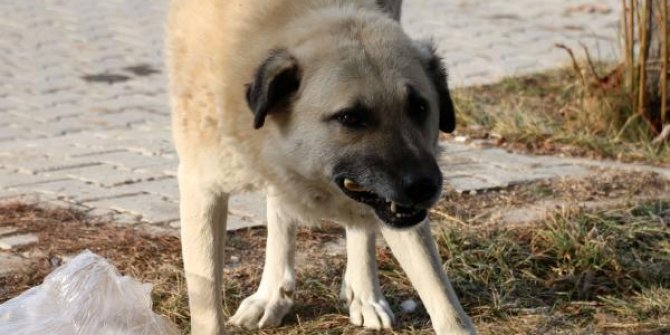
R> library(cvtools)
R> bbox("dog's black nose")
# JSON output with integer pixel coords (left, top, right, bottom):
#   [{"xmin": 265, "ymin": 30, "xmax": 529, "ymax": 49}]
[{"xmin": 402, "ymin": 174, "xmax": 440, "ymax": 206}]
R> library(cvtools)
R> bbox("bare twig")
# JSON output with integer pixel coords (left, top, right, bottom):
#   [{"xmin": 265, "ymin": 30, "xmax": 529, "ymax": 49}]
[
  {"xmin": 622, "ymin": 1, "xmax": 635, "ymax": 87},
  {"xmin": 429, "ymin": 209, "xmax": 469, "ymax": 226},
  {"xmin": 580, "ymin": 42, "xmax": 602, "ymax": 82},
  {"xmin": 615, "ymin": 113, "xmax": 640, "ymax": 140},
  {"xmin": 660, "ymin": 0, "xmax": 669, "ymax": 126},
  {"xmin": 556, "ymin": 43, "xmax": 586, "ymax": 87},
  {"xmin": 637, "ymin": 0, "xmax": 652, "ymax": 120},
  {"xmin": 652, "ymin": 124, "xmax": 670, "ymax": 144},
  {"xmin": 622, "ymin": 0, "xmax": 629, "ymax": 77},
  {"xmin": 629, "ymin": 0, "xmax": 638, "ymax": 114}
]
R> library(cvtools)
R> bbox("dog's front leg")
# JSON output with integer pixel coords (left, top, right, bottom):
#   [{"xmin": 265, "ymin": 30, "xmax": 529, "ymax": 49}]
[
  {"xmin": 229, "ymin": 192, "xmax": 296, "ymax": 329},
  {"xmin": 341, "ymin": 226, "xmax": 394, "ymax": 330},
  {"xmin": 381, "ymin": 222, "xmax": 476, "ymax": 335},
  {"xmin": 179, "ymin": 168, "xmax": 228, "ymax": 335}
]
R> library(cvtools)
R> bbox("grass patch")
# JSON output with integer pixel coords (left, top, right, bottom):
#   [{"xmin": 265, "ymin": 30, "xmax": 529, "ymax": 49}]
[
  {"xmin": 452, "ymin": 67, "xmax": 670, "ymax": 165},
  {"xmin": 435, "ymin": 200, "xmax": 670, "ymax": 334},
  {"xmin": 1, "ymin": 194, "xmax": 669, "ymax": 334}
]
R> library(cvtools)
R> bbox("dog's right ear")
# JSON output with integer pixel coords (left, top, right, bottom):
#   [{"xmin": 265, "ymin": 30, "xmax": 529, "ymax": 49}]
[{"xmin": 246, "ymin": 50, "xmax": 301, "ymax": 129}]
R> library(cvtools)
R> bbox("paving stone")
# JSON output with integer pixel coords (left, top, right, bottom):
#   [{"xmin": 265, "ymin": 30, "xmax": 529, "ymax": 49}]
[
  {"xmin": 0, "ymin": 137, "xmax": 84, "ymax": 156},
  {"xmin": 26, "ymin": 117, "xmax": 90, "ymax": 136},
  {"xmin": 0, "ymin": 233, "xmax": 38, "ymax": 250},
  {"xmin": 10, "ymin": 179, "xmax": 141, "ymax": 202},
  {"xmin": 111, "ymin": 177, "xmax": 178, "ymax": 199},
  {"xmin": 84, "ymin": 193, "xmax": 179, "ymax": 223},
  {"xmin": 0, "ymin": 169, "xmax": 68, "ymax": 188},
  {"xmin": 90, "ymin": 150, "xmax": 174, "ymax": 171},
  {"xmin": 85, "ymin": 206, "xmax": 118, "ymax": 219},
  {"xmin": 133, "ymin": 161, "xmax": 178, "ymax": 176},
  {"xmin": 228, "ymin": 192, "xmax": 268, "ymax": 230},
  {"xmin": 78, "ymin": 110, "xmax": 150, "ymax": 129},
  {"xmin": 0, "ymin": 126, "xmax": 27, "ymax": 142},
  {"xmin": 48, "ymin": 163, "xmax": 164, "ymax": 187},
  {"xmin": 0, "ymin": 227, "xmax": 18, "ymax": 237},
  {"xmin": 439, "ymin": 145, "xmax": 594, "ymax": 191},
  {"xmin": 444, "ymin": 175, "xmax": 500, "ymax": 193},
  {"xmin": 0, "ymin": 156, "xmax": 101, "ymax": 175},
  {"xmin": 113, "ymin": 212, "xmax": 144, "ymax": 225}
]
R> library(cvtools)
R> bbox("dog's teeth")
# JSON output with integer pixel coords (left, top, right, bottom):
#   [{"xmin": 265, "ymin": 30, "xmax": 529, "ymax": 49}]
[{"xmin": 390, "ymin": 201, "xmax": 397, "ymax": 213}]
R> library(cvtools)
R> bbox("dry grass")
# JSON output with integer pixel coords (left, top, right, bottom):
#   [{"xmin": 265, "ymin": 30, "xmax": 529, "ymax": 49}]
[
  {"xmin": 1, "ymin": 173, "xmax": 669, "ymax": 335},
  {"xmin": 436, "ymin": 201, "xmax": 670, "ymax": 335},
  {"xmin": 452, "ymin": 67, "xmax": 670, "ymax": 165}
]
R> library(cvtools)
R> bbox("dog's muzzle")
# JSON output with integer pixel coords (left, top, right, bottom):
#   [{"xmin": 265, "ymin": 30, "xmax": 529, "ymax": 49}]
[{"xmin": 335, "ymin": 173, "xmax": 440, "ymax": 229}]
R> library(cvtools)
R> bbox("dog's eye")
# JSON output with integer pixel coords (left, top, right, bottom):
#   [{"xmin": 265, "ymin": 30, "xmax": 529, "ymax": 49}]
[
  {"xmin": 407, "ymin": 85, "xmax": 430, "ymax": 124},
  {"xmin": 415, "ymin": 101, "xmax": 428, "ymax": 115},
  {"xmin": 332, "ymin": 109, "xmax": 369, "ymax": 129}
]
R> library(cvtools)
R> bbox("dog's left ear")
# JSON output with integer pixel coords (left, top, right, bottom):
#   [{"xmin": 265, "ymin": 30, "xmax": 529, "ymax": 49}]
[
  {"xmin": 246, "ymin": 50, "xmax": 301, "ymax": 129},
  {"xmin": 415, "ymin": 42, "xmax": 456, "ymax": 133}
]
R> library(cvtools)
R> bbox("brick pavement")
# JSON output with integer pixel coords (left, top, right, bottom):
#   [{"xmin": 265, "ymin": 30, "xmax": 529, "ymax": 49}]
[
  {"xmin": 0, "ymin": 0, "xmax": 642, "ymax": 231},
  {"xmin": 404, "ymin": 0, "xmax": 621, "ymax": 85}
]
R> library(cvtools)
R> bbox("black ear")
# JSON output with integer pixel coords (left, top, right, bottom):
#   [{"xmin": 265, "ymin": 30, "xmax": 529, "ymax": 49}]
[
  {"xmin": 246, "ymin": 50, "xmax": 301, "ymax": 129},
  {"xmin": 421, "ymin": 44, "xmax": 456, "ymax": 133},
  {"xmin": 375, "ymin": 0, "xmax": 402, "ymax": 21}
]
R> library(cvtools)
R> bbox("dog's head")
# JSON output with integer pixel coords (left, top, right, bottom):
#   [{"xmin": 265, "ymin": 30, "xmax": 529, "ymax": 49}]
[{"xmin": 246, "ymin": 11, "xmax": 455, "ymax": 229}]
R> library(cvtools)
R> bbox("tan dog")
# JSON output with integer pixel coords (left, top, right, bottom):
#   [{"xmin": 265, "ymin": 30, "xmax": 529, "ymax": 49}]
[{"xmin": 166, "ymin": 0, "xmax": 476, "ymax": 334}]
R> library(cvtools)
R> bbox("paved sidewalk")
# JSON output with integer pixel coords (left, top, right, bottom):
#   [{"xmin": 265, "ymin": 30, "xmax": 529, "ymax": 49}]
[{"xmin": 0, "ymin": 0, "xmax": 630, "ymax": 230}]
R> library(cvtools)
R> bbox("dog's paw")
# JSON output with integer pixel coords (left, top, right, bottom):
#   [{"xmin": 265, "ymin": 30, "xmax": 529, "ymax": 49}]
[
  {"xmin": 341, "ymin": 282, "xmax": 394, "ymax": 330},
  {"xmin": 228, "ymin": 289, "xmax": 293, "ymax": 329},
  {"xmin": 433, "ymin": 315, "xmax": 478, "ymax": 335}
]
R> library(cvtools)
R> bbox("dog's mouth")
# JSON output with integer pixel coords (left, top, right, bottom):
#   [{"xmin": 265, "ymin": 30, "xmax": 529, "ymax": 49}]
[{"xmin": 335, "ymin": 177, "xmax": 427, "ymax": 229}]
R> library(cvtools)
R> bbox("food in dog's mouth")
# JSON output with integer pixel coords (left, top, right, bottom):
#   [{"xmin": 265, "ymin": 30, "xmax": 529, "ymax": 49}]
[
  {"xmin": 343, "ymin": 178, "xmax": 367, "ymax": 192},
  {"xmin": 338, "ymin": 178, "xmax": 427, "ymax": 228}
]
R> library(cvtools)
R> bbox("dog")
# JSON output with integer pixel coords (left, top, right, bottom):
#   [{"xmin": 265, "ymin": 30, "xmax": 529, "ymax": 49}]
[{"xmin": 166, "ymin": 0, "xmax": 476, "ymax": 334}]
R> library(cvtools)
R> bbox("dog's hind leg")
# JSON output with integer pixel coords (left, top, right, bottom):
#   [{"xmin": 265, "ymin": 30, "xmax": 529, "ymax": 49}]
[
  {"xmin": 179, "ymin": 166, "xmax": 228, "ymax": 335},
  {"xmin": 229, "ymin": 191, "xmax": 297, "ymax": 329},
  {"xmin": 381, "ymin": 222, "xmax": 476, "ymax": 335},
  {"xmin": 340, "ymin": 225, "xmax": 394, "ymax": 330}
]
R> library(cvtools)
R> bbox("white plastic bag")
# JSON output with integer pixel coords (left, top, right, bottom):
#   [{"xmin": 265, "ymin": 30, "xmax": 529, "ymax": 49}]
[{"xmin": 0, "ymin": 250, "xmax": 179, "ymax": 335}]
